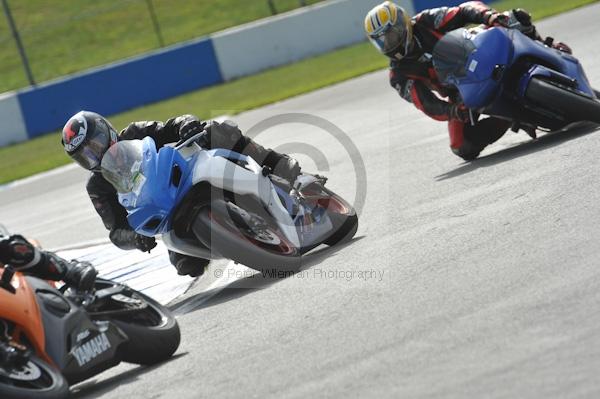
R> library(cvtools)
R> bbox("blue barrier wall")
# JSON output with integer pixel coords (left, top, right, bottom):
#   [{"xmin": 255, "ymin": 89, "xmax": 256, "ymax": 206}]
[{"xmin": 18, "ymin": 38, "xmax": 222, "ymax": 138}]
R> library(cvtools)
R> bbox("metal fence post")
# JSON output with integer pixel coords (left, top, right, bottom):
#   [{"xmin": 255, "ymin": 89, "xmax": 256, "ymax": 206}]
[
  {"xmin": 267, "ymin": 0, "xmax": 277, "ymax": 15},
  {"xmin": 145, "ymin": 0, "xmax": 165, "ymax": 47},
  {"xmin": 1, "ymin": 0, "xmax": 35, "ymax": 86}
]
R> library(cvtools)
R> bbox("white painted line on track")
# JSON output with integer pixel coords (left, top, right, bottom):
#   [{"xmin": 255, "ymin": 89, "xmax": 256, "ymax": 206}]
[
  {"xmin": 51, "ymin": 237, "xmax": 112, "ymax": 252},
  {"xmin": 56, "ymin": 239, "xmax": 255, "ymax": 309},
  {"xmin": 57, "ymin": 241, "xmax": 195, "ymax": 305},
  {"xmin": 0, "ymin": 163, "xmax": 79, "ymax": 191}
]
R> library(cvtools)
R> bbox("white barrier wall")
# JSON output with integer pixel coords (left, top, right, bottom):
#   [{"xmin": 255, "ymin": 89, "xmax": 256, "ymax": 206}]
[
  {"xmin": 0, "ymin": 92, "xmax": 28, "ymax": 146},
  {"xmin": 211, "ymin": 0, "xmax": 414, "ymax": 81}
]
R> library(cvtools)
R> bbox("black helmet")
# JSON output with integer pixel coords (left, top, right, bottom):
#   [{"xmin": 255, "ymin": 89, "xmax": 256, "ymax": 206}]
[{"xmin": 62, "ymin": 111, "xmax": 118, "ymax": 171}]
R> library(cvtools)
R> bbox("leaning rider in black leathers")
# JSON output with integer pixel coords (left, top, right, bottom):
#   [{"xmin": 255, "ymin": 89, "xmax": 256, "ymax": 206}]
[
  {"xmin": 62, "ymin": 112, "xmax": 302, "ymax": 277},
  {"xmin": 0, "ymin": 233, "xmax": 97, "ymax": 290}
]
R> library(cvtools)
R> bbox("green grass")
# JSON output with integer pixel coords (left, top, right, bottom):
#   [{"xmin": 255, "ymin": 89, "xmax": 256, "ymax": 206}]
[
  {"xmin": 0, "ymin": 0, "xmax": 598, "ymax": 184},
  {"xmin": 0, "ymin": 0, "xmax": 321, "ymax": 93},
  {"xmin": 491, "ymin": 0, "xmax": 598, "ymax": 18}
]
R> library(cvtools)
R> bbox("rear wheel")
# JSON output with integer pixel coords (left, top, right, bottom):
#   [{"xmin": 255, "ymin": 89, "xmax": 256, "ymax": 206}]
[
  {"xmin": 0, "ymin": 355, "xmax": 69, "ymax": 399},
  {"xmin": 91, "ymin": 280, "xmax": 180, "ymax": 365},
  {"xmin": 193, "ymin": 200, "xmax": 302, "ymax": 271},
  {"xmin": 525, "ymin": 78, "xmax": 600, "ymax": 124}
]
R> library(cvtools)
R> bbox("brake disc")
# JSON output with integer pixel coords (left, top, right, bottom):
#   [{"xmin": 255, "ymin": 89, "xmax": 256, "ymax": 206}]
[{"xmin": 0, "ymin": 361, "xmax": 42, "ymax": 381}]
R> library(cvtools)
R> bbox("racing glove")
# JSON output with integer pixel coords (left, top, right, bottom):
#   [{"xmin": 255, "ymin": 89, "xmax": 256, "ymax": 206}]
[
  {"xmin": 512, "ymin": 8, "xmax": 533, "ymax": 27},
  {"xmin": 179, "ymin": 120, "xmax": 208, "ymax": 142},
  {"xmin": 44, "ymin": 252, "xmax": 98, "ymax": 292},
  {"xmin": 0, "ymin": 234, "xmax": 39, "ymax": 269},
  {"xmin": 485, "ymin": 12, "xmax": 510, "ymax": 27},
  {"xmin": 511, "ymin": 8, "xmax": 540, "ymax": 39},
  {"xmin": 134, "ymin": 234, "xmax": 157, "ymax": 252},
  {"xmin": 63, "ymin": 260, "xmax": 98, "ymax": 292}
]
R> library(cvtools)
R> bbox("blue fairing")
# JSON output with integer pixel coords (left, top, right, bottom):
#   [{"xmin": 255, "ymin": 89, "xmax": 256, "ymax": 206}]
[
  {"xmin": 117, "ymin": 141, "xmax": 333, "ymax": 245},
  {"xmin": 456, "ymin": 28, "xmax": 513, "ymax": 108},
  {"xmin": 120, "ymin": 137, "xmax": 193, "ymax": 236},
  {"xmin": 120, "ymin": 143, "xmax": 255, "ymax": 236},
  {"xmin": 436, "ymin": 27, "xmax": 595, "ymax": 113}
]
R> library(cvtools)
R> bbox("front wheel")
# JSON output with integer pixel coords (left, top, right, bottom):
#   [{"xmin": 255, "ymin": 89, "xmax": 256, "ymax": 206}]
[
  {"xmin": 192, "ymin": 200, "xmax": 302, "ymax": 271},
  {"xmin": 0, "ymin": 355, "xmax": 69, "ymax": 399},
  {"xmin": 90, "ymin": 280, "xmax": 180, "ymax": 365},
  {"xmin": 525, "ymin": 78, "xmax": 600, "ymax": 124},
  {"xmin": 304, "ymin": 185, "xmax": 358, "ymax": 247}
]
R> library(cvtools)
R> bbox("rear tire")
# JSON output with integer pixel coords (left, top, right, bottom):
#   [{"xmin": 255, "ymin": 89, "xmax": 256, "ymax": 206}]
[
  {"xmin": 0, "ymin": 355, "xmax": 69, "ymax": 399},
  {"xmin": 525, "ymin": 78, "xmax": 600, "ymax": 124}
]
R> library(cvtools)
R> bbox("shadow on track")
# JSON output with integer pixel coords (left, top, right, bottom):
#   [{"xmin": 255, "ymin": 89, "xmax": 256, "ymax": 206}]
[
  {"xmin": 70, "ymin": 353, "xmax": 187, "ymax": 399},
  {"xmin": 435, "ymin": 122, "xmax": 599, "ymax": 181},
  {"xmin": 170, "ymin": 236, "xmax": 365, "ymax": 315}
]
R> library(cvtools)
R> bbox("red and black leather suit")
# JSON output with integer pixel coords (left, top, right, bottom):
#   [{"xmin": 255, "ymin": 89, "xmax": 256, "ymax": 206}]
[{"xmin": 389, "ymin": 1, "xmax": 515, "ymax": 160}]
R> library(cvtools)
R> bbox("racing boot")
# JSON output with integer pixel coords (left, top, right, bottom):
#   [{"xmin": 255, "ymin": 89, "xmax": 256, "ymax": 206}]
[
  {"xmin": 262, "ymin": 151, "xmax": 301, "ymax": 184},
  {"xmin": 169, "ymin": 251, "xmax": 209, "ymax": 278},
  {"xmin": 452, "ymin": 117, "xmax": 511, "ymax": 161}
]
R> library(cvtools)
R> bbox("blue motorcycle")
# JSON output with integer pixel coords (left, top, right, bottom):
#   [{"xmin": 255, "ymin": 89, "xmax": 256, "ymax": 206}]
[
  {"xmin": 432, "ymin": 21, "xmax": 600, "ymax": 155},
  {"xmin": 100, "ymin": 132, "xmax": 358, "ymax": 271}
]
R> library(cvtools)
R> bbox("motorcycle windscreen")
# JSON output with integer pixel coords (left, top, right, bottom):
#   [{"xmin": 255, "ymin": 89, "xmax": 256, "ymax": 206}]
[
  {"xmin": 101, "ymin": 140, "xmax": 146, "ymax": 195},
  {"xmin": 433, "ymin": 29, "xmax": 476, "ymax": 84}
]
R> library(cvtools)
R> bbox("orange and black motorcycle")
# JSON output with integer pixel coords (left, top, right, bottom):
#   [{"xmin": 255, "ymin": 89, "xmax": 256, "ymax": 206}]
[{"xmin": 0, "ymin": 261, "xmax": 180, "ymax": 398}]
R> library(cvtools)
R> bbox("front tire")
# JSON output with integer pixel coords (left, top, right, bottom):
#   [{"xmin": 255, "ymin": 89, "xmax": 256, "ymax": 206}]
[
  {"xmin": 192, "ymin": 200, "xmax": 302, "ymax": 271},
  {"xmin": 0, "ymin": 355, "xmax": 69, "ymax": 399},
  {"xmin": 92, "ymin": 280, "xmax": 180, "ymax": 366},
  {"xmin": 320, "ymin": 189, "xmax": 358, "ymax": 246},
  {"xmin": 525, "ymin": 78, "xmax": 600, "ymax": 124}
]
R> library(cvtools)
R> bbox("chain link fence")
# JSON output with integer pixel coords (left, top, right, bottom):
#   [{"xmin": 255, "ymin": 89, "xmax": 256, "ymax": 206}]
[{"xmin": 0, "ymin": 0, "xmax": 321, "ymax": 93}]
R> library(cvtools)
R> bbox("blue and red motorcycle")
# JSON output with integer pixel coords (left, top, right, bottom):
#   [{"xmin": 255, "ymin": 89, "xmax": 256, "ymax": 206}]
[{"xmin": 432, "ymin": 19, "xmax": 600, "ymax": 156}]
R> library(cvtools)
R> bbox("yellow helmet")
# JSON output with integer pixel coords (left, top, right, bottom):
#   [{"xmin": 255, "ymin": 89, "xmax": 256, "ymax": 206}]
[{"xmin": 364, "ymin": 1, "xmax": 413, "ymax": 59}]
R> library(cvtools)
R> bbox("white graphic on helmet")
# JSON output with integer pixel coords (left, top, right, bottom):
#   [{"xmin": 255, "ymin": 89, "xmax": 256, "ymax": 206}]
[{"xmin": 64, "ymin": 115, "xmax": 88, "ymax": 152}]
